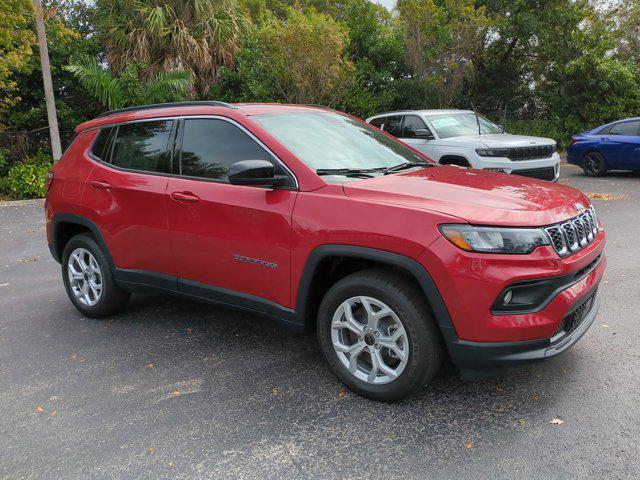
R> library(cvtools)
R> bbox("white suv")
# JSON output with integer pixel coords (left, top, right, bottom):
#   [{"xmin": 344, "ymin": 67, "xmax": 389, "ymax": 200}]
[{"xmin": 366, "ymin": 109, "xmax": 560, "ymax": 181}]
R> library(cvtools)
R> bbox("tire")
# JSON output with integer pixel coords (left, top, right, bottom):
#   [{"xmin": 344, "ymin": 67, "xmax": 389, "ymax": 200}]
[
  {"xmin": 317, "ymin": 269, "xmax": 443, "ymax": 402},
  {"xmin": 582, "ymin": 151, "xmax": 606, "ymax": 177},
  {"xmin": 61, "ymin": 233, "xmax": 130, "ymax": 318}
]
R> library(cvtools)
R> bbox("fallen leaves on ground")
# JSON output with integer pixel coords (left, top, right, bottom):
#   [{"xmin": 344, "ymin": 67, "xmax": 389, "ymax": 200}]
[
  {"xmin": 549, "ymin": 418, "xmax": 564, "ymax": 425},
  {"xmin": 465, "ymin": 441, "xmax": 473, "ymax": 449},
  {"xmin": 495, "ymin": 407, "xmax": 505, "ymax": 413},
  {"xmin": 337, "ymin": 390, "xmax": 346, "ymax": 398},
  {"xmin": 584, "ymin": 192, "xmax": 626, "ymax": 201},
  {"xmin": 36, "ymin": 406, "xmax": 44, "ymax": 413},
  {"xmin": 533, "ymin": 394, "xmax": 541, "ymax": 401},
  {"xmin": 169, "ymin": 390, "xmax": 181, "ymax": 397},
  {"xmin": 70, "ymin": 354, "xmax": 78, "ymax": 361},
  {"xmin": 271, "ymin": 386, "xmax": 281, "ymax": 395},
  {"xmin": 185, "ymin": 328, "xmax": 193, "ymax": 334},
  {"xmin": 495, "ymin": 386, "xmax": 505, "ymax": 393},
  {"xmin": 145, "ymin": 363, "xmax": 155, "ymax": 369},
  {"xmin": 602, "ymin": 324, "xmax": 610, "ymax": 328},
  {"xmin": 18, "ymin": 256, "xmax": 40, "ymax": 263},
  {"xmin": 50, "ymin": 410, "xmax": 57, "ymax": 417},
  {"xmin": 147, "ymin": 448, "xmax": 155, "ymax": 454},
  {"xmin": 518, "ymin": 419, "xmax": 527, "ymax": 426}
]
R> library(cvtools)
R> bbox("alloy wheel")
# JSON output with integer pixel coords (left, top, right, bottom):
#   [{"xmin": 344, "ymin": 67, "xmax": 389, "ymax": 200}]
[
  {"xmin": 331, "ymin": 296, "xmax": 409, "ymax": 385},
  {"xmin": 67, "ymin": 248, "xmax": 103, "ymax": 306}
]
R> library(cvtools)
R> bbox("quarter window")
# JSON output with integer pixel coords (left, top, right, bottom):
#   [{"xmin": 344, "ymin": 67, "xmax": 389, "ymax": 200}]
[
  {"xmin": 110, "ymin": 120, "xmax": 173, "ymax": 173},
  {"xmin": 90, "ymin": 127, "xmax": 114, "ymax": 161},
  {"xmin": 179, "ymin": 119, "xmax": 274, "ymax": 181},
  {"xmin": 401, "ymin": 115, "xmax": 429, "ymax": 138},
  {"xmin": 609, "ymin": 121, "xmax": 640, "ymax": 136}
]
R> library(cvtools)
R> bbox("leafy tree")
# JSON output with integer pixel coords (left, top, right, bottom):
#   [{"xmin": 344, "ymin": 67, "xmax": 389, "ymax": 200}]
[
  {"xmin": 217, "ymin": 8, "xmax": 355, "ymax": 106},
  {"xmin": 94, "ymin": 0, "xmax": 245, "ymax": 97},
  {"xmin": 397, "ymin": 0, "xmax": 489, "ymax": 107},
  {"xmin": 0, "ymin": 0, "xmax": 34, "ymax": 112},
  {"xmin": 612, "ymin": 1, "xmax": 640, "ymax": 66},
  {"xmin": 65, "ymin": 56, "xmax": 190, "ymax": 109}
]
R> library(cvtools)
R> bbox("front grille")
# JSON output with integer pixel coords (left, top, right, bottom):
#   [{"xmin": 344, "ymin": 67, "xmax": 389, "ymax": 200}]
[
  {"xmin": 512, "ymin": 166, "xmax": 556, "ymax": 181},
  {"xmin": 545, "ymin": 206, "xmax": 600, "ymax": 257},
  {"xmin": 553, "ymin": 289, "xmax": 598, "ymax": 337},
  {"xmin": 506, "ymin": 145, "xmax": 556, "ymax": 161}
]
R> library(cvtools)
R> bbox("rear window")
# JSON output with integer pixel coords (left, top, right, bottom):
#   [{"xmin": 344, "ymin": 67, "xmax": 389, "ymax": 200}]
[
  {"xmin": 90, "ymin": 127, "xmax": 113, "ymax": 161},
  {"xmin": 110, "ymin": 120, "xmax": 173, "ymax": 173},
  {"xmin": 609, "ymin": 121, "xmax": 639, "ymax": 136}
]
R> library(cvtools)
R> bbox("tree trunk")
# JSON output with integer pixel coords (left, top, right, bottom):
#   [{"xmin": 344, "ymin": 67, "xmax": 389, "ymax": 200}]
[{"xmin": 33, "ymin": 0, "xmax": 62, "ymax": 161}]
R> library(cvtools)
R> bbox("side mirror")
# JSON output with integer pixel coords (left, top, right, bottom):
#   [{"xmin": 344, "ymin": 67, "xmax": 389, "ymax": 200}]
[
  {"xmin": 228, "ymin": 160, "xmax": 286, "ymax": 187},
  {"xmin": 414, "ymin": 128, "xmax": 434, "ymax": 140}
]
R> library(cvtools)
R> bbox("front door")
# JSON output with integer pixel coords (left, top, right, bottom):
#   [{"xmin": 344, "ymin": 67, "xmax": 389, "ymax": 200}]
[
  {"xmin": 165, "ymin": 117, "xmax": 297, "ymax": 308},
  {"xmin": 398, "ymin": 114, "xmax": 435, "ymax": 157},
  {"xmin": 599, "ymin": 120, "xmax": 640, "ymax": 169}
]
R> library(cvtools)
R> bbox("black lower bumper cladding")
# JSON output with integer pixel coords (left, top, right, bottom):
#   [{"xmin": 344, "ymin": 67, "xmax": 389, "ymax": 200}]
[{"xmin": 444, "ymin": 285, "xmax": 601, "ymax": 370}]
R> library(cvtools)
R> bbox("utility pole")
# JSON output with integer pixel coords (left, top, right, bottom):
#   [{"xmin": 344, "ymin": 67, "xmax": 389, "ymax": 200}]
[{"xmin": 33, "ymin": 0, "xmax": 62, "ymax": 161}]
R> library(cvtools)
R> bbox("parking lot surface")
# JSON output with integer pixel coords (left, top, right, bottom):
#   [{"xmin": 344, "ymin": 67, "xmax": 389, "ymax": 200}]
[{"xmin": 1, "ymin": 163, "xmax": 639, "ymax": 479}]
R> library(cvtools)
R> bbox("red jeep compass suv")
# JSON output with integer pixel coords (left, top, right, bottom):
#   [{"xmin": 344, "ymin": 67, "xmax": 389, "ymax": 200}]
[{"xmin": 45, "ymin": 102, "xmax": 606, "ymax": 401}]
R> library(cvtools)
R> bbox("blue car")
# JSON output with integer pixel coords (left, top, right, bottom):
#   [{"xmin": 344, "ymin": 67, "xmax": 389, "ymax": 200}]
[{"xmin": 567, "ymin": 117, "xmax": 640, "ymax": 176}]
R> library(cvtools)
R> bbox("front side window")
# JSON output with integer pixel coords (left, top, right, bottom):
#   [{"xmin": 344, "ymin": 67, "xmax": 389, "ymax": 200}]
[
  {"xmin": 179, "ymin": 119, "xmax": 274, "ymax": 181},
  {"xmin": 401, "ymin": 115, "xmax": 429, "ymax": 138},
  {"xmin": 425, "ymin": 112, "xmax": 502, "ymax": 139},
  {"xmin": 369, "ymin": 117, "xmax": 384, "ymax": 129},
  {"xmin": 110, "ymin": 120, "xmax": 173, "ymax": 173},
  {"xmin": 609, "ymin": 121, "xmax": 640, "ymax": 136},
  {"xmin": 253, "ymin": 111, "xmax": 428, "ymax": 171}
]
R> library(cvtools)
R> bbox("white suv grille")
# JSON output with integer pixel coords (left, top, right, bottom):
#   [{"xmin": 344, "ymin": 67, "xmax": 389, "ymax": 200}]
[{"xmin": 544, "ymin": 206, "xmax": 599, "ymax": 257}]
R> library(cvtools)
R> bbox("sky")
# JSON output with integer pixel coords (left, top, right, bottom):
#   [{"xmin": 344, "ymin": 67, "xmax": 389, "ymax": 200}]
[{"xmin": 372, "ymin": 0, "xmax": 395, "ymax": 10}]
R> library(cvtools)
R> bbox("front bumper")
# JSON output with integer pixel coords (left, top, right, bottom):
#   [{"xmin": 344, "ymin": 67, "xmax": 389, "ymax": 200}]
[
  {"xmin": 442, "ymin": 285, "xmax": 601, "ymax": 369},
  {"xmin": 476, "ymin": 152, "xmax": 561, "ymax": 181}
]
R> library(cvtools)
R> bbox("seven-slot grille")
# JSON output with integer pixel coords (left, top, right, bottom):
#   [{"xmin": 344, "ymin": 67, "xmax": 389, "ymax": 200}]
[
  {"xmin": 545, "ymin": 206, "xmax": 599, "ymax": 257},
  {"xmin": 506, "ymin": 145, "xmax": 556, "ymax": 161}
]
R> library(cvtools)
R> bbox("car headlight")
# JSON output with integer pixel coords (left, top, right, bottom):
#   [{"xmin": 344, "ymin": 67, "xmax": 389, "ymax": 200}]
[
  {"xmin": 476, "ymin": 148, "xmax": 509, "ymax": 157},
  {"xmin": 439, "ymin": 224, "xmax": 550, "ymax": 254}
]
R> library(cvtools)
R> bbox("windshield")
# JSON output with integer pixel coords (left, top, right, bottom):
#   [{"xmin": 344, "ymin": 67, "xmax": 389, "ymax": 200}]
[
  {"xmin": 426, "ymin": 112, "xmax": 502, "ymax": 139},
  {"xmin": 253, "ymin": 111, "xmax": 428, "ymax": 171}
]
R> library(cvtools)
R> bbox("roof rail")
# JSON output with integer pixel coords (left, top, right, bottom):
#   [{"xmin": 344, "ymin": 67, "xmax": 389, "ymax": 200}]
[
  {"xmin": 370, "ymin": 110, "xmax": 417, "ymax": 117},
  {"xmin": 96, "ymin": 101, "xmax": 237, "ymax": 118}
]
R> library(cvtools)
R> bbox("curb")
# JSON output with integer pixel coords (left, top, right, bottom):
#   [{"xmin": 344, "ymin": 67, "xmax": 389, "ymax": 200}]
[{"xmin": 0, "ymin": 198, "xmax": 45, "ymax": 208}]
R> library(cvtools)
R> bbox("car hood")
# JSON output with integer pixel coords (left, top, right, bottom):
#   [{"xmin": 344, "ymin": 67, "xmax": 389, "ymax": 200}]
[
  {"xmin": 435, "ymin": 133, "xmax": 556, "ymax": 148},
  {"xmin": 343, "ymin": 166, "xmax": 588, "ymax": 226}
]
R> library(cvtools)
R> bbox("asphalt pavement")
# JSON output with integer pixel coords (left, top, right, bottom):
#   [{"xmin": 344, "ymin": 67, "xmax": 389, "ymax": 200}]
[{"xmin": 1, "ymin": 163, "xmax": 639, "ymax": 479}]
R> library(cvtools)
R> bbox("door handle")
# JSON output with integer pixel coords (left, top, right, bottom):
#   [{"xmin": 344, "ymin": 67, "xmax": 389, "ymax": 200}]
[
  {"xmin": 170, "ymin": 191, "xmax": 200, "ymax": 203},
  {"xmin": 89, "ymin": 180, "xmax": 111, "ymax": 190}
]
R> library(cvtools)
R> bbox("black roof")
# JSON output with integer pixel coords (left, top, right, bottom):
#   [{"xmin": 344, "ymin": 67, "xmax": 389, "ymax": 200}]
[{"xmin": 96, "ymin": 101, "xmax": 237, "ymax": 118}]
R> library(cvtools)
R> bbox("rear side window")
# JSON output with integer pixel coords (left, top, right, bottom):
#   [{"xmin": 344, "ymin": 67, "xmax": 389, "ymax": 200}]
[
  {"xmin": 90, "ymin": 127, "xmax": 113, "ymax": 161},
  {"xmin": 609, "ymin": 121, "xmax": 640, "ymax": 136},
  {"xmin": 382, "ymin": 115, "xmax": 402, "ymax": 137},
  {"xmin": 369, "ymin": 118, "xmax": 384, "ymax": 129},
  {"xmin": 401, "ymin": 115, "xmax": 428, "ymax": 138},
  {"xmin": 179, "ymin": 119, "xmax": 273, "ymax": 181},
  {"xmin": 110, "ymin": 120, "xmax": 173, "ymax": 173}
]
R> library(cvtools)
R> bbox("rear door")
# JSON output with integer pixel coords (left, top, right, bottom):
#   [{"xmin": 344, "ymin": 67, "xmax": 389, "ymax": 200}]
[
  {"xmin": 599, "ymin": 120, "xmax": 640, "ymax": 169},
  {"xmin": 83, "ymin": 119, "xmax": 176, "ymax": 282},
  {"xmin": 165, "ymin": 116, "xmax": 297, "ymax": 308}
]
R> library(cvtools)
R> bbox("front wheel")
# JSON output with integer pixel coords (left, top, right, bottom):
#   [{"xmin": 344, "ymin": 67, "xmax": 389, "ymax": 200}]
[
  {"xmin": 582, "ymin": 151, "xmax": 606, "ymax": 177},
  {"xmin": 317, "ymin": 269, "xmax": 443, "ymax": 402}
]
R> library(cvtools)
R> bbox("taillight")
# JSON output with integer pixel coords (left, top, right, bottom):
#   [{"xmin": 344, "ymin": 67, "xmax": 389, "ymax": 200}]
[
  {"xmin": 570, "ymin": 138, "xmax": 582, "ymax": 145},
  {"xmin": 45, "ymin": 172, "xmax": 55, "ymax": 193}
]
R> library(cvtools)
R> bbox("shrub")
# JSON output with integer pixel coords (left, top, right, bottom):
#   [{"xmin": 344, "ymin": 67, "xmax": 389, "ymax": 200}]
[{"xmin": 5, "ymin": 150, "xmax": 53, "ymax": 199}]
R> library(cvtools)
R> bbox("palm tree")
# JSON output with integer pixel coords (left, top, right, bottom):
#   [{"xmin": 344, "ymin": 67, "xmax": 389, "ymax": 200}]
[
  {"xmin": 65, "ymin": 56, "xmax": 191, "ymax": 109},
  {"xmin": 94, "ymin": 0, "xmax": 245, "ymax": 97}
]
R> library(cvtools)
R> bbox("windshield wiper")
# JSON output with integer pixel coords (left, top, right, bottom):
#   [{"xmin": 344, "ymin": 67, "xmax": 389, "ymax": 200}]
[
  {"xmin": 384, "ymin": 161, "xmax": 434, "ymax": 174},
  {"xmin": 316, "ymin": 168, "xmax": 383, "ymax": 178}
]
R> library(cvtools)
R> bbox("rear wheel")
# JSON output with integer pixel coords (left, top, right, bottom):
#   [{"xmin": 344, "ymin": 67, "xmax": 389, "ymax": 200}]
[
  {"xmin": 317, "ymin": 269, "xmax": 443, "ymax": 401},
  {"xmin": 582, "ymin": 151, "xmax": 606, "ymax": 177},
  {"xmin": 61, "ymin": 234, "xmax": 130, "ymax": 318}
]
